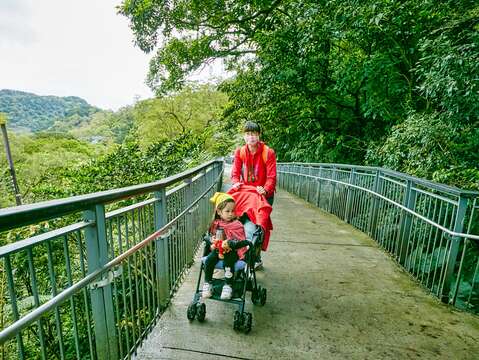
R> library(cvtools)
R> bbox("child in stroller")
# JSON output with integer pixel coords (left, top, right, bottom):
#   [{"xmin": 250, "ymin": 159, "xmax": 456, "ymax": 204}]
[{"xmin": 187, "ymin": 192, "xmax": 267, "ymax": 333}]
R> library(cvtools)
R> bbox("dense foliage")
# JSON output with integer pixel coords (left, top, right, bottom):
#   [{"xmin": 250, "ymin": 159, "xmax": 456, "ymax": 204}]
[
  {"xmin": 29, "ymin": 132, "xmax": 209, "ymax": 202},
  {"xmin": 0, "ymin": 132, "xmax": 106, "ymax": 207},
  {"xmin": 130, "ymin": 85, "xmax": 229, "ymax": 148},
  {"xmin": 49, "ymin": 108, "xmax": 135, "ymax": 145},
  {"xmin": 0, "ymin": 89, "xmax": 99, "ymax": 132},
  {"xmin": 120, "ymin": 0, "xmax": 478, "ymax": 190}
]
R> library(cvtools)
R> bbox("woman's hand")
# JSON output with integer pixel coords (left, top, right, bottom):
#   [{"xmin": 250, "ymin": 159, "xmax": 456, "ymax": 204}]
[{"xmin": 256, "ymin": 186, "xmax": 266, "ymax": 195}]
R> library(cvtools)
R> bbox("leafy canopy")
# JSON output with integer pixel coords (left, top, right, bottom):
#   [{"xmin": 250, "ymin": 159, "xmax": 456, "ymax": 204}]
[{"xmin": 120, "ymin": 0, "xmax": 479, "ymax": 189}]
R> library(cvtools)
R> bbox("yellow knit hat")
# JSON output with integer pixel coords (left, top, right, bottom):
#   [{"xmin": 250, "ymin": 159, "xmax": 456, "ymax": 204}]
[{"xmin": 210, "ymin": 192, "xmax": 234, "ymax": 208}]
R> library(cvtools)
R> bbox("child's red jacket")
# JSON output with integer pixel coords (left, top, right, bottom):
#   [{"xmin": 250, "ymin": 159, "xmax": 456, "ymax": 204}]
[
  {"xmin": 231, "ymin": 142, "xmax": 277, "ymax": 198},
  {"xmin": 209, "ymin": 219, "xmax": 248, "ymax": 259}
]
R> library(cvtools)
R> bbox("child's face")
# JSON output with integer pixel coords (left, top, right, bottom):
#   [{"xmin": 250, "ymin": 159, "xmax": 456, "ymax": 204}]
[{"xmin": 217, "ymin": 202, "xmax": 235, "ymax": 222}]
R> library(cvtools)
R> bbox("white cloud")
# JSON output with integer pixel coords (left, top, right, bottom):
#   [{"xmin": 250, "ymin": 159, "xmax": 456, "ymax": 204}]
[
  {"xmin": 0, "ymin": 1, "xmax": 229, "ymax": 110},
  {"xmin": 0, "ymin": 0, "xmax": 36, "ymax": 46},
  {"xmin": 0, "ymin": 0, "xmax": 154, "ymax": 110}
]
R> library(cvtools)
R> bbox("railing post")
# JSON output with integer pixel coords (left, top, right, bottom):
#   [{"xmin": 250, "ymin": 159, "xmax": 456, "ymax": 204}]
[
  {"xmin": 367, "ymin": 170, "xmax": 383, "ymax": 237},
  {"xmin": 316, "ymin": 166, "xmax": 323, "ymax": 208},
  {"xmin": 277, "ymin": 164, "xmax": 281, "ymax": 188},
  {"xmin": 328, "ymin": 167, "xmax": 337, "ymax": 213},
  {"xmin": 305, "ymin": 166, "xmax": 309, "ymax": 200},
  {"xmin": 345, "ymin": 169, "xmax": 356, "ymax": 223},
  {"xmin": 306, "ymin": 166, "xmax": 312, "ymax": 202},
  {"xmin": 154, "ymin": 189, "xmax": 170, "ymax": 307},
  {"xmin": 295, "ymin": 164, "xmax": 300, "ymax": 195},
  {"xmin": 397, "ymin": 180, "xmax": 417, "ymax": 265},
  {"xmin": 84, "ymin": 205, "xmax": 118, "ymax": 360},
  {"xmin": 299, "ymin": 165, "xmax": 305, "ymax": 199},
  {"xmin": 290, "ymin": 164, "xmax": 294, "ymax": 192},
  {"xmin": 292, "ymin": 164, "xmax": 296, "ymax": 194},
  {"xmin": 217, "ymin": 162, "xmax": 223, "ymax": 192},
  {"xmin": 442, "ymin": 196, "xmax": 468, "ymax": 303},
  {"xmin": 294, "ymin": 164, "xmax": 297, "ymax": 193},
  {"xmin": 287, "ymin": 164, "xmax": 291, "ymax": 192},
  {"xmin": 184, "ymin": 178, "xmax": 194, "ymax": 264},
  {"xmin": 289, "ymin": 164, "xmax": 294, "ymax": 193}
]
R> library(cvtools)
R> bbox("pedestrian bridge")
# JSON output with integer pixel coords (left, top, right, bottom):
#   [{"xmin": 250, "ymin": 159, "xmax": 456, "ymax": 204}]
[{"xmin": 0, "ymin": 160, "xmax": 478, "ymax": 359}]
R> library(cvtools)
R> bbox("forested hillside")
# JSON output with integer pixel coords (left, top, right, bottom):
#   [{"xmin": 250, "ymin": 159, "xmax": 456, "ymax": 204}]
[
  {"xmin": 0, "ymin": 89, "xmax": 99, "ymax": 132},
  {"xmin": 0, "ymin": 85, "xmax": 229, "ymax": 207}
]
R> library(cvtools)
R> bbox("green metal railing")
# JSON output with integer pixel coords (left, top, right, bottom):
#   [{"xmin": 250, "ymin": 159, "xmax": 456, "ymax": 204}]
[
  {"xmin": 278, "ymin": 163, "xmax": 479, "ymax": 314},
  {"xmin": 0, "ymin": 159, "xmax": 223, "ymax": 360}
]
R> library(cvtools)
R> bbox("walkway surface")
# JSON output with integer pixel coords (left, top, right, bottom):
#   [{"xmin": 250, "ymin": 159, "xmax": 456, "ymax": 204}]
[{"xmin": 136, "ymin": 179, "xmax": 479, "ymax": 359}]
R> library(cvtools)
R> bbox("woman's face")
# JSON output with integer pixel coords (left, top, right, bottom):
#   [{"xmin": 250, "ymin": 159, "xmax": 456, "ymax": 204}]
[
  {"xmin": 217, "ymin": 202, "xmax": 235, "ymax": 222},
  {"xmin": 244, "ymin": 131, "xmax": 260, "ymax": 146}
]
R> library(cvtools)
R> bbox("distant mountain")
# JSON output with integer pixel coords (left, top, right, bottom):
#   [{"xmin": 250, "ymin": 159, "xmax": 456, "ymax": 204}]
[{"xmin": 0, "ymin": 89, "xmax": 101, "ymax": 132}]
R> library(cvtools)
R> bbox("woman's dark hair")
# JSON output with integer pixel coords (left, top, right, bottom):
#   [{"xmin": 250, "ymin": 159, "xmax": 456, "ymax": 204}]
[
  {"xmin": 243, "ymin": 121, "xmax": 261, "ymax": 134},
  {"xmin": 214, "ymin": 198, "xmax": 236, "ymax": 219}
]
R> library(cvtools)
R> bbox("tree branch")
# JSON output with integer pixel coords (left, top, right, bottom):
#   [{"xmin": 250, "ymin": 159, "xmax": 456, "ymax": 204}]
[{"xmin": 165, "ymin": 111, "xmax": 186, "ymax": 132}]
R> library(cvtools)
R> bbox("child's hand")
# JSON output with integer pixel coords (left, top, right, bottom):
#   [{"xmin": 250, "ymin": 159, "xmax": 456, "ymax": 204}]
[
  {"xmin": 222, "ymin": 240, "xmax": 231, "ymax": 253},
  {"xmin": 210, "ymin": 236, "xmax": 218, "ymax": 250}
]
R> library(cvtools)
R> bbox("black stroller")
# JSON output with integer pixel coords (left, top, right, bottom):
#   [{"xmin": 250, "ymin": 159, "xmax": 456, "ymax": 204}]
[{"xmin": 186, "ymin": 222, "xmax": 267, "ymax": 333}]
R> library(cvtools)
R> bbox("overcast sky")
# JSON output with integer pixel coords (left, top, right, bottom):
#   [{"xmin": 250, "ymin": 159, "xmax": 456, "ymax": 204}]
[{"xmin": 0, "ymin": 0, "xmax": 225, "ymax": 110}]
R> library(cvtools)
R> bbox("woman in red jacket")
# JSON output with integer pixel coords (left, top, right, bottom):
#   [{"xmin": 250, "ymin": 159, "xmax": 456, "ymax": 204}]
[
  {"xmin": 230, "ymin": 121, "xmax": 277, "ymax": 269},
  {"xmin": 231, "ymin": 121, "xmax": 277, "ymax": 203}
]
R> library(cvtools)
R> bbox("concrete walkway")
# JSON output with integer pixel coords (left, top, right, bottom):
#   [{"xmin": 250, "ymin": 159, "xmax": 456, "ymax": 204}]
[{"xmin": 136, "ymin": 189, "xmax": 479, "ymax": 359}]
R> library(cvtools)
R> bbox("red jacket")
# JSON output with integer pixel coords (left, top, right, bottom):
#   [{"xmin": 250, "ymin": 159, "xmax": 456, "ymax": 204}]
[
  {"xmin": 231, "ymin": 142, "xmax": 277, "ymax": 198},
  {"xmin": 209, "ymin": 219, "xmax": 248, "ymax": 259}
]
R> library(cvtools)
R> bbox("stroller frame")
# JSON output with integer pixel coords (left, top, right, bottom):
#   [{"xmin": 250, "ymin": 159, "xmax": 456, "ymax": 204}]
[{"xmin": 187, "ymin": 224, "xmax": 267, "ymax": 333}]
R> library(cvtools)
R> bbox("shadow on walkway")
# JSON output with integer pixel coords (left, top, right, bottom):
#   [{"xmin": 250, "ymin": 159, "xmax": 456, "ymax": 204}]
[{"xmin": 136, "ymin": 185, "xmax": 479, "ymax": 359}]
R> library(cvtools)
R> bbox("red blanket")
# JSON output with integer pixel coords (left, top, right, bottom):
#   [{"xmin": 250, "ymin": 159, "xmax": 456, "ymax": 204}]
[{"xmin": 227, "ymin": 185, "xmax": 273, "ymax": 251}]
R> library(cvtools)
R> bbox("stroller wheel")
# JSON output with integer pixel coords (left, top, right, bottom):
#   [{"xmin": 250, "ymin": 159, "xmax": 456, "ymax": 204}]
[
  {"xmin": 260, "ymin": 287, "xmax": 267, "ymax": 306},
  {"xmin": 196, "ymin": 303, "xmax": 206, "ymax": 322},
  {"xmin": 187, "ymin": 303, "xmax": 197, "ymax": 321},
  {"xmin": 243, "ymin": 312, "xmax": 253, "ymax": 334},
  {"xmin": 233, "ymin": 310, "xmax": 242, "ymax": 331}
]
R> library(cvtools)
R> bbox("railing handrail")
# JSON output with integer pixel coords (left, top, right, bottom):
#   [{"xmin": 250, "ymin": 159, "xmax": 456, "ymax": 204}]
[
  {"xmin": 278, "ymin": 162, "xmax": 479, "ymax": 197},
  {"xmin": 278, "ymin": 162, "xmax": 479, "ymax": 312},
  {"xmin": 0, "ymin": 159, "xmax": 223, "ymax": 232},
  {"xmin": 0, "ymin": 169, "xmax": 222, "ymax": 344},
  {"xmin": 279, "ymin": 170, "xmax": 479, "ymax": 242}
]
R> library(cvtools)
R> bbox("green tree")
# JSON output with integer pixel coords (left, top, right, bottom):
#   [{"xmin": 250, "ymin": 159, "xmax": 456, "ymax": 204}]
[
  {"xmin": 0, "ymin": 133, "xmax": 106, "ymax": 207},
  {"xmin": 129, "ymin": 84, "xmax": 229, "ymax": 149},
  {"xmin": 119, "ymin": 0, "xmax": 283, "ymax": 94}
]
